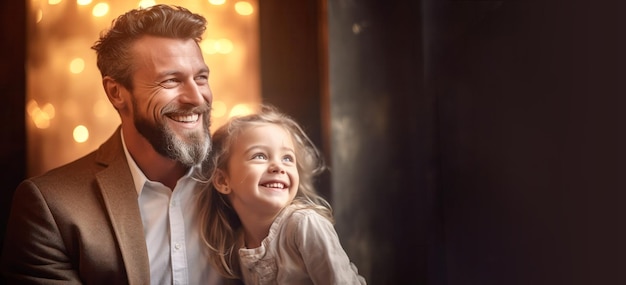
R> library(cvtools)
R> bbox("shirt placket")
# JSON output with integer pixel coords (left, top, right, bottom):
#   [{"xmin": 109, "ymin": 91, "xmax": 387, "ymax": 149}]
[{"xmin": 170, "ymin": 190, "xmax": 189, "ymax": 285}]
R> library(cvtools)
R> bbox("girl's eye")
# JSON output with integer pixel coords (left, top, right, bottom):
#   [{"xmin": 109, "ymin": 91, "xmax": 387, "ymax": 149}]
[
  {"xmin": 282, "ymin": 155, "xmax": 295, "ymax": 163},
  {"xmin": 252, "ymin": 153, "xmax": 267, "ymax": 160},
  {"xmin": 159, "ymin": 79, "xmax": 180, "ymax": 89}
]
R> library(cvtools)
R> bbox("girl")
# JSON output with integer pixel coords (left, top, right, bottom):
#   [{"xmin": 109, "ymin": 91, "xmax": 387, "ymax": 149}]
[{"xmin": 198, "ymin": 105, "xmax": 366, "ymax": 284}]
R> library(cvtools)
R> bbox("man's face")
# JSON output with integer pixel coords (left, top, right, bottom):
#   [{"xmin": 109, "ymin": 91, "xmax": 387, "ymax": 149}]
[{"xmin": 128, "ymin": 36, "xmax": 212, "ymax": 166}]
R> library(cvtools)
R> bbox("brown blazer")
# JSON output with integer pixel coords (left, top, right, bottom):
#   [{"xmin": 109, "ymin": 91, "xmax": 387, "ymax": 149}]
[{"xmin": 1, "ymin": 128, "xmax": 151, "ymax": 284}]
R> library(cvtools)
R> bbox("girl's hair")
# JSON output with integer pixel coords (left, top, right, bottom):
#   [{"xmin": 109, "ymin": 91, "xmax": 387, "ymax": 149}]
[
  {"xmin": 91, "ymin": 4, "xmax": 207, "ymax": 90},
  {"xmin": 197, "ymin": 104, "xmax": 332, "ymax": 279}
]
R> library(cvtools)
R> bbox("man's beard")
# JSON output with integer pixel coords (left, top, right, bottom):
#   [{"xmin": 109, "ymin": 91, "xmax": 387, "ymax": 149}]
[{"xmin": 133, "ymin": 104, "xmax": 212, "ymax": 167}]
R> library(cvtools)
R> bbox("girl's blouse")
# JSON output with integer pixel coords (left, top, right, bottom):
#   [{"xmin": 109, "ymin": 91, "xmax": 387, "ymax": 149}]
[{"xmin": 238, "ymin": 204, "xmax": 366, "ymax": 285}]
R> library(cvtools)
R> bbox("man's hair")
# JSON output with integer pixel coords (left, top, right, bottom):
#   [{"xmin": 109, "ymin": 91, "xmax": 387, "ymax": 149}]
[{"xmin": 91, "ymin": 4, "xmax": 207, "ymax": 90}]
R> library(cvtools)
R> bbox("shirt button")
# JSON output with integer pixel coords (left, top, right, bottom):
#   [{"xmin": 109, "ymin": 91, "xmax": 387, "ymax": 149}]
[{"xmin": 174, "ymin": 243, "xmax": 181, "ymax": 250}]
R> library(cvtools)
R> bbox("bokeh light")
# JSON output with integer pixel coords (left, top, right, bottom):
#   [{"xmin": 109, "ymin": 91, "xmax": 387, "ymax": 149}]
[
  {"xmin": 234, "ymin": 1, "xmax": 254, "ymax": 16},
  {"xmin": 92, "ymin": 3, "xmax": 109, "ymax": 17},
  {"xmin": 209, "ymin": 0, "xmax": 226, "ymax": 5},
  {"xmin": 229, "ymin": 103, "xmax": 256, "ymax": 118},
  {"xmin": 139, "ymin": 0, "xmax": 156, "ymax": 8},
  {"xmin": 69, "ymin": 58, "xmax": 85, "ymax": 74},
  {"xmin": 73, "ymin": 125, "xmax": 89, "ymax": 143}
]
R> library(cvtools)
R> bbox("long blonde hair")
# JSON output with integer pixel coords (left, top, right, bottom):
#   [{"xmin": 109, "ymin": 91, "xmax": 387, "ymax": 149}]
[{"xmin": 197, "ymin": 104, "xmax": 332, "ymax": 279}]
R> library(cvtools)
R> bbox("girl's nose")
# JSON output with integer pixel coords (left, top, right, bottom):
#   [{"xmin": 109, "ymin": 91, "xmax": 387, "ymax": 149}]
[{"xmin": 269, "ymin": 164, "xmax": 285, "ymax": 174}]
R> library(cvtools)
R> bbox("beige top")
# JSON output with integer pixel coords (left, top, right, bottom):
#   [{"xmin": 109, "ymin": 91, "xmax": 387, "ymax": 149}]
[{"xmin": 238, "ymin": 204, "xmax": 366, "ymax": 285}]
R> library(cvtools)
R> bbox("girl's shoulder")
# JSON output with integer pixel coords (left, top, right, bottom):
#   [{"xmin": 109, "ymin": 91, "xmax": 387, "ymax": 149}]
[
  {"xmin": 285, "ymin": 204, "xmax": 325, "ymax": 220},
  {"xmin": 281, "ymin": 204, "xmax": 333, "ymax": 232}
]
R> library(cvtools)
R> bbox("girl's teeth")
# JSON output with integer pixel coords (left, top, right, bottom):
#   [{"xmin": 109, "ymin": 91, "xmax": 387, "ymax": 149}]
[{"xmin": 264, "ymin": 183, "xmax": 284, "ymax": 189}]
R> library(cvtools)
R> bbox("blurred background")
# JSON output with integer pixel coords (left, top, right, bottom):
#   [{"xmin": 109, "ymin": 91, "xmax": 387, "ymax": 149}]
[
  {"xmin": 25, "ymin": 0, "xmax": 260, "ymax": 176},
  {"xmin": 1, "ymin": 0, "xmax": 622, "ymax": 284}
]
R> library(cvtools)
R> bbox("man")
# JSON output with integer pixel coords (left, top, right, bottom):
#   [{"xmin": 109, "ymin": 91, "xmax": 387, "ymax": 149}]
[{"xmin": 2, "ymin": 5, "xmax": 224, "ymax": 284}]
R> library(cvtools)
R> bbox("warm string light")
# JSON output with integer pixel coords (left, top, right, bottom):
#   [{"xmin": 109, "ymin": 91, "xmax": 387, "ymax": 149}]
[
  {"xmin": 27, "ymin": 0, "xmax": 260, "ymax": 176},
  {"xmin": 138, "ymin": 0, "xmax": 156, "ymax": 8},
  {"xmin": 92, "ymin": 3, "xmax": 109, "ymax": 17},
  {"xmin": 69, "ymin": 58, "xmax": 85, "ymax": 73},
  {"xmin": 201, "ymin": 39, "xmax": 234, "ymax": 54},
  {"xmin": 27, "ymin": 100, "xmax": 55, "ymax": 129},
  {"xmin": 73, "ymin": 125, "xmax": 89, "ymax": 143},
  {"xmin": 234, "ymin": 1, "xmax": 253, "ymax": 16},
  {"xmin": 208, "ymin": 0, "xmax": 226, "ymax": 5}
]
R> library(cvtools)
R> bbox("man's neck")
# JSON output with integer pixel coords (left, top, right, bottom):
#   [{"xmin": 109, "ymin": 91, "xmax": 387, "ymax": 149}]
[{"xmin": 122, "ymin": 128, "xmax": 188, "ymax": 190}]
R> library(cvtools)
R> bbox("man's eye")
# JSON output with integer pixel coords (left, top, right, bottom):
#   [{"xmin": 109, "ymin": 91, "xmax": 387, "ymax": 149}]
[
  {"xmin": 159, "ymin": 79, "xmax": 180, "ymax": 88},
  {"xmin": 195, "ymin": 75, "xmax": 209, "ymax": 85}
]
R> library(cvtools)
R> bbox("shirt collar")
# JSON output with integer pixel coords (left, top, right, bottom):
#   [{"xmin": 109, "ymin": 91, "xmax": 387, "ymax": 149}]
[{"xmin": 121, "ymin": 130, "xmax": 147, "ymax": 196}]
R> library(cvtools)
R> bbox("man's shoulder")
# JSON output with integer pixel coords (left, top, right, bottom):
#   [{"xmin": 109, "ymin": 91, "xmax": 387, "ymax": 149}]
[
  {"xmin": 26, "ymin": 130, "xmax": 124, "ymax": 189},
  {"xmin": 37, "ymin": 150, "xmax": 96, "ymax": 174}
]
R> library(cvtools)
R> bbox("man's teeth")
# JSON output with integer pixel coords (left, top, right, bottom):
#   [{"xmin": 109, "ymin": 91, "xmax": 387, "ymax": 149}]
[
  {"xmin": 170, "ymin": 114, "xmax": 199, "ymax": 122},
  {"xmin": 263, "ymin": 183, "xmax": 285, "ymax": 189}
]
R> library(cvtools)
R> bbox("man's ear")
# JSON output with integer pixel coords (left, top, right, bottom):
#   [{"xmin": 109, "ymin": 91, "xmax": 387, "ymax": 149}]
[
  {"xmin": 103, "ymin": 76, "xmax": 126, "ymax": 109},
  {"xmin": 212, "ymin": 169, "xmax": 231, "ymax": 194}
]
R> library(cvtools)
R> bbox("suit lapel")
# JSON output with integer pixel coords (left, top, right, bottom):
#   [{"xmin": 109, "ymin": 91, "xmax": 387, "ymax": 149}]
[{"xmin": 96, "ymin": 130, "xmax": 150, "ymax": 285}]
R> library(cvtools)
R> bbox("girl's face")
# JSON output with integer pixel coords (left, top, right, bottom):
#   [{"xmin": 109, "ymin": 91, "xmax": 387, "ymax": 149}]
[{"xmin": 220, "ymin": 123, "xmax": 299, "ymax": 220}]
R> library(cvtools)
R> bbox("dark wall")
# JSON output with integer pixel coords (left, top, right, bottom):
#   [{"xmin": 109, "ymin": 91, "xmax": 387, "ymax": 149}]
[
  {"xmin": 327, "ymin": 1, "xmax": 432, "ymax": 284},
  {"xmin": 430, "ymin": 1, "xmax": 621, "ymax": 284},
  {"xmin": 258, "ymin": 0, "xmax": 331, "ymax": 200},
  {"xmin": 0, "ymin": 0, "xmax": 27, "ymax": 267},
  {"xmin": 323, "ymin": 0, "xmax": 620, "ymax": 284}
]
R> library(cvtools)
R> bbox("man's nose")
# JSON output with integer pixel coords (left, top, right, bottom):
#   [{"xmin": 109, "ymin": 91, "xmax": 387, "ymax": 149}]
[{"xmin": 180, "ymin": 81, "xmax": 207, "ymax": 105}]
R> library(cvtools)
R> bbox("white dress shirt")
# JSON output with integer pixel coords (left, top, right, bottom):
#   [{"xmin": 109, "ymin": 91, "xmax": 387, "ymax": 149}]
[{"xmin": 122, "ymin": 132, "xmax": 222, "ymax": 285}]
